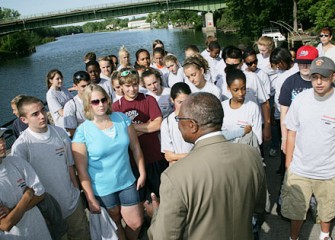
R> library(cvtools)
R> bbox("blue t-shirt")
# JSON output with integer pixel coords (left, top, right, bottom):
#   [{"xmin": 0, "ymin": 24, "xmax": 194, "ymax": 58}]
[
  {"xmin": 278, "ymin": 72, "xmax": 312, "ymax": 107},
  {"xmin": 72, "ymin": 112, "xmax": 135, "ymax": 196}
]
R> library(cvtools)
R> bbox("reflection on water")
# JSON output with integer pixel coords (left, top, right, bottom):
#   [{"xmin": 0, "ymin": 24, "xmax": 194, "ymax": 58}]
[{"xmin": 0, "ymin": 29, "xmax": 243, "ymax": 125}]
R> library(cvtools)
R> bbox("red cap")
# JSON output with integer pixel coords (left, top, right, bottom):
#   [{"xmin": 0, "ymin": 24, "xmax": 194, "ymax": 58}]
[{"xmin": 295, "ymin": 45, "xmax": 318, "ymax": 64}]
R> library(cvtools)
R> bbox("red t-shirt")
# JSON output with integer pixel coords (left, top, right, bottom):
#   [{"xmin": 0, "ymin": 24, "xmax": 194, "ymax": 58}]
[{"xmin": 112, "ymin": 93, "xmax": 163, "ymax": 164}]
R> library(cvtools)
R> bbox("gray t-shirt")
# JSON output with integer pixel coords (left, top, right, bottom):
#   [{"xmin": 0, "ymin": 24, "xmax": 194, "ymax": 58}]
[
  {"xmin": 11, "ymin": 125, "xmax": 80, "ymax": 218},
  {"xmin": 63, "ymin": 95, "xmax": 86, "ymax": 129},
  {"xmin": 285, "ymin": 88, "xmax": 335, "ymax": 179},
  {"xmin": 46, "ymin": 86, "xmax": 73, "ymax": 129},
  {"xmin": 0, "ymin": 156, "xmax": 51, "ymax": 240}
]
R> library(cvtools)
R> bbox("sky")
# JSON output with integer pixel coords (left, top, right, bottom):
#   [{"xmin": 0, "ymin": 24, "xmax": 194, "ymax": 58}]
[{"xmin": 1, "ymin": 0, "xmax": 124, "ymax": 16}]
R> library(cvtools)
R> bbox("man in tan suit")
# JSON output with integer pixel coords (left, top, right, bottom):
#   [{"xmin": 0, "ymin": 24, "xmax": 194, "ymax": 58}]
[{"xmin": 145, "ymin": 92, "xmax": 266, "ymax": 239}]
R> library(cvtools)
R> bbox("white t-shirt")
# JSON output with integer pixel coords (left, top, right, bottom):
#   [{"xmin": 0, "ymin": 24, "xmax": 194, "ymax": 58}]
[
  {"xmin": 187, "ymin": 81, "xmax": 221, "ymax": 100},
  {"xmin": 160, "ymin": 112, "xmax": 193, "ymax": 154},
  {"xmin": 204, "ymin": 55, "xmax": 222, "ymax": 83},
  {"xmin": 46, "ymin": 86, "xmax": 73, "ymax": 129},
  {"xmin": 0, "ymin": 156, "xmax": 51, "ymax": 240},
  {"xmin": 257, "ymin": 53, "xmax": 279, "ymax": 96},
  {"xmin": 63, "ymin": 95, "xmax": 86, "ymax": 130},
  {"xmin": 222, "ymin": 99, "xmax": 263, "ymax": 144},
  {"xmin": 146, "ymin": 87, "xmax": 173, "ymax": 118},
  {"xmin": 98, "ymin": 77, "xmax": 114, "ymax": 99},
  {"xmin": 274, "ymin": 64, "xmax": 299, "ymax": 119},
  {"xmin": 217, "ymin": 70, "xmax": 268, "ymax": 105},
  {"xmin": 255, "ymin": 68, "xmax": 271, "ymax": 97},
  {"xmin": 285, "ymin": 88, "xmax": 335, "ymax": 179},
  {"xmin": 166, "ymin": 67, "xmax": 185, "ymax": 88},
  {"xmin": 317, "ymin": 43, "xmax": 335, "ymax": 63}
]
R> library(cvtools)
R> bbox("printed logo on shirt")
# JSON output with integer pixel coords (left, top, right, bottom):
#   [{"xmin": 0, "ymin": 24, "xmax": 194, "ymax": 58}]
[
  {"xmin": 17, "ymin": 178, "xmax": 27, "ymax": 190},
  {"xmin": 55, "ymin": 147, "xmax": 65, "ymax": 157},
  {"xmin": 237, "ymin": 120, "xmax": 249, "ymax": 128},
  {"xmin": 125, "ymin": 110, "xmax": 139, "ymax": 121},
  {"xmin": 321, "ymin": 115, "xmax": 335, "ymax": 126}
]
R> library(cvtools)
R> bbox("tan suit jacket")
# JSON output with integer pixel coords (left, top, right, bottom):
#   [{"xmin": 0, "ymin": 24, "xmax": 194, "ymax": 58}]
[{"xmin": 148, "ymin": 135, "xmax": 266, "ymax": 240}]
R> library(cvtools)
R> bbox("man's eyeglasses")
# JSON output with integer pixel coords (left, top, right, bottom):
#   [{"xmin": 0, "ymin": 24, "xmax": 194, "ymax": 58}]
[
  {"xmin": 120, "ymin": 69, "xmax": 137, "ymax": 77},
  {"xmin": 90, "ymin": 97, "xmax": 108, "ymax": 106},
  {"xmin": 319, "ymin": 34, "xmax": 330, "ymax": 38},
  {"xmin": 245, "ymin": 59, "xmax": 258, "ymax": 67},
  {"xmin": 175, "ymin": 116, "xmax": 198, "ymax": 123}
]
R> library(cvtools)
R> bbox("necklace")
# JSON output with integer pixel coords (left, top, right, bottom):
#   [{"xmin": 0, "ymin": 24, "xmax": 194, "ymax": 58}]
[{"xmin": 94, "ymin": 117, "xmax": 111, "ymax": 130}]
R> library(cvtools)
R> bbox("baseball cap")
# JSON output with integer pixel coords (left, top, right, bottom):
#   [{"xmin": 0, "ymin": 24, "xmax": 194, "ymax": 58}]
[
  {"xmin": 295, "ymin": 45, "xmax": 318, "ymax": 64},
  {"xmin": 0, "ymin": 128, "xmax": 7, "ymax": 138},
  {"xmin": 310, "ymin": 56, "xmax": 335, "ymax": 77}
]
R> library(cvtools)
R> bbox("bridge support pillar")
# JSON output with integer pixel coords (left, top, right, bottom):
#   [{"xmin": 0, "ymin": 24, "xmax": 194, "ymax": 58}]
[{"xmin": 202, "ymin": 12, "xmax": 216, "ymax": 36}]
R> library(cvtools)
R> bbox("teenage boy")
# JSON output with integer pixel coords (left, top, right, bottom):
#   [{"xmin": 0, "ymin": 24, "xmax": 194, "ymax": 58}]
[
  {"xmin": 11, "ymin": 96, "xmax": 90, "ymax": 240},
  {"xmin": 282, "ymin": 56, "xmax": 335, "ymax": 240},
  {"xmin": 64, "ymin": 71, "xmax": 90, "ymax": 138},
  {"xmin": 112, "ymin": 68, "xmax": 168, "ymax": 201},
  {"xmin": 0, "ymin": 131, "xmax": 52, "ymax": 239}
]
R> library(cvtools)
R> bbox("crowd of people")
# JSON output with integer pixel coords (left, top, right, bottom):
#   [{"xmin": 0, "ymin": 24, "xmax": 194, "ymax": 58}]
[{"xmin": 0, "ymin": 25, "xmax": 335, "ymax": 240}]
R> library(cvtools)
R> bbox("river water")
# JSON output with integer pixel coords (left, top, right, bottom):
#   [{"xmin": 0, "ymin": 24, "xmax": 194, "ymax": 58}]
[{"xmin": 0, "ymin": 29, "xmax": 243, "ymax": 126}]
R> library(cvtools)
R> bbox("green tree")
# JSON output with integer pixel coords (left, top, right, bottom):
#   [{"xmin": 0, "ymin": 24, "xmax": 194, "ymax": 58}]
[{"xmin": 0, "ymin": 7, "xmax": 20, "ymax": 20}]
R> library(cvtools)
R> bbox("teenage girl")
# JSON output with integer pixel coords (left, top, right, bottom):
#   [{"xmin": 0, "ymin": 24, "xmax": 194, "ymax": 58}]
[
  {"xmin": 134, "ymin": 49, "xmax": 150, "ymax": 68},
  {"xmin": 221, "ymin": 68, "xmax": 262, "ymax": 145},
  {"xmin": 117, "ymin": 46, "xmax": 131, "ymax": 71},
  {"xmin": 111, "ymin": 71, "xmax": 124, "ymax": 102},
  {"xmin": 141, "ymin": 67, "xmax": 173, "ymax": 118},
  {"xmin": 160, "ymin": 82, "xmax": 193, "ymax": 165},
  {"xmin": 182, "ymin": 54, "xmax": 221, "ymax": 100},
  {"xmin": 164, "ymin": 54, "xmax": 185, "ymax": 87},
  {"xmin": 151, "ymin": 47, "xmax": 169, "ymax": 79},
  {"xmin": 46, "ymin": 69, "xmax": 72, "ymax": 130}
]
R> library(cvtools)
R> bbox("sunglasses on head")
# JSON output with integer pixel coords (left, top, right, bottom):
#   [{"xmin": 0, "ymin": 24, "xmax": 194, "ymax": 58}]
[
  {"xmin": 320, "ymin": 34, "xmax": 330, "ymax": 38},
  {"xmin": 90, "ymin": 97, "xmax": 108, "ymax": 106},
  {"xmin": 245, "ymin": 59, "xmax": 258, "ymax": 67},
  {"xmin": 120, "ymin": 69, "xmax": 137, "ymax": 77},
  {"xmin": 74, "ymin": 73, "xmax": 89, "ymax": 81}
]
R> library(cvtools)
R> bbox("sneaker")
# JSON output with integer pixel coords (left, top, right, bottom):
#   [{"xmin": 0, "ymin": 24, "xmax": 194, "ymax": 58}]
[{"xmin": 269, "ymin": 148, "xmax": 278, "ymax": 157}]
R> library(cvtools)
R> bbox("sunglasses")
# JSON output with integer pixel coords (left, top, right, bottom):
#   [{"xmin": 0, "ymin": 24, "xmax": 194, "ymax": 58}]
[
  {"xmin": 90, "ymin": 97, "xmax": 108, "ymax": 106},
  {"xmin": 245, "ymin": 59, "xmax": 258, "ymax": 66},
  {"xmin": 320, "ymin": 34, "xmax": 330, "ymax": 38},
  {"xmin": 120, "ymin": 69, "xmax": 137, "ymax": 77}
]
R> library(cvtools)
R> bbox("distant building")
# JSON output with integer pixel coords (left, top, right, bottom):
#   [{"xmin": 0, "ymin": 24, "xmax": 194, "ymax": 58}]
[{"xmin": 128, "ymin": 20, "xmax": 151, "ymax": 29}]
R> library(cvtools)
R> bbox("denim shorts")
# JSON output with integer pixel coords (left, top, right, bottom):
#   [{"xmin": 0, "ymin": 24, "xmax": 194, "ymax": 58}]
[{"xmin": 95, "ymin": 183, "xmax": 140, "ymax": 209}]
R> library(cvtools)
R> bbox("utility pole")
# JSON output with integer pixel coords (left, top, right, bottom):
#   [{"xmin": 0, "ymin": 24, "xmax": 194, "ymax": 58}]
[{"xmin": 293, "ymin": 0, "xmax": 298, "ymax": 32}]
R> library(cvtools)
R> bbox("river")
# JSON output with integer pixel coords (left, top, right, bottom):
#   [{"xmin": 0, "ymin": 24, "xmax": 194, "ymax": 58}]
[{"xmin": 0, "ymin": 28, "xmax": 244, "ymax": 126}]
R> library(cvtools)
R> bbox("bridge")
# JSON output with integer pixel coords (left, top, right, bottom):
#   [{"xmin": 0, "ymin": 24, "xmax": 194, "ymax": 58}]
[{"xmin": 0, "ymin": 0, "xmax": 227, "ymax": 35}]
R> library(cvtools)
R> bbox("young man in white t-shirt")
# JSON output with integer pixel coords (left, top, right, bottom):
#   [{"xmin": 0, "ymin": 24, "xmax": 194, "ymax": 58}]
[
  {"xmin": 282, "ymin": 56, "xmax": 335, "ymax": 240},
  {"xmin": 11, "ymin": 96, "xmax": 90, "ymax": 240}
]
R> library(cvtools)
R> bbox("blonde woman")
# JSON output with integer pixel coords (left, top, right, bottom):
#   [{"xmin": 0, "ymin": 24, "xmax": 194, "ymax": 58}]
[{"xmin": 72, "ymin": 84, "xmax": 146, "ymax": 240}]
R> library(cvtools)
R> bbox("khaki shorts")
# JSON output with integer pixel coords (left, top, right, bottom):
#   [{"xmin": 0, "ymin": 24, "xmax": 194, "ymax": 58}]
[{"xmin": 281, "ymin": 169, "xmax": 335, "ymax": 222}]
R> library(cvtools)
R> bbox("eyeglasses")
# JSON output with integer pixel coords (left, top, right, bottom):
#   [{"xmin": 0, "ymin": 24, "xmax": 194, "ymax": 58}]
[
  {"xmin": 120, "ymin": 69, "xmax": 137, "ymax": 77},
  {"xmin": 175, "ymin": 116, "xmax": 198, "ymax": 123},
  {"xmin": 310, "ymin": 74, "xmax": 332, "ymax": 81},
  {"xmin": 245, "ymin": 59, "xmax": 258, "ymax": 66},
  {"xmin": 90, "ymin": 97, "xmax": 108, "ymax": 105},
  {"xmin": 319, "ymin": 34, "xmax": 330, "ymax": 38}
]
